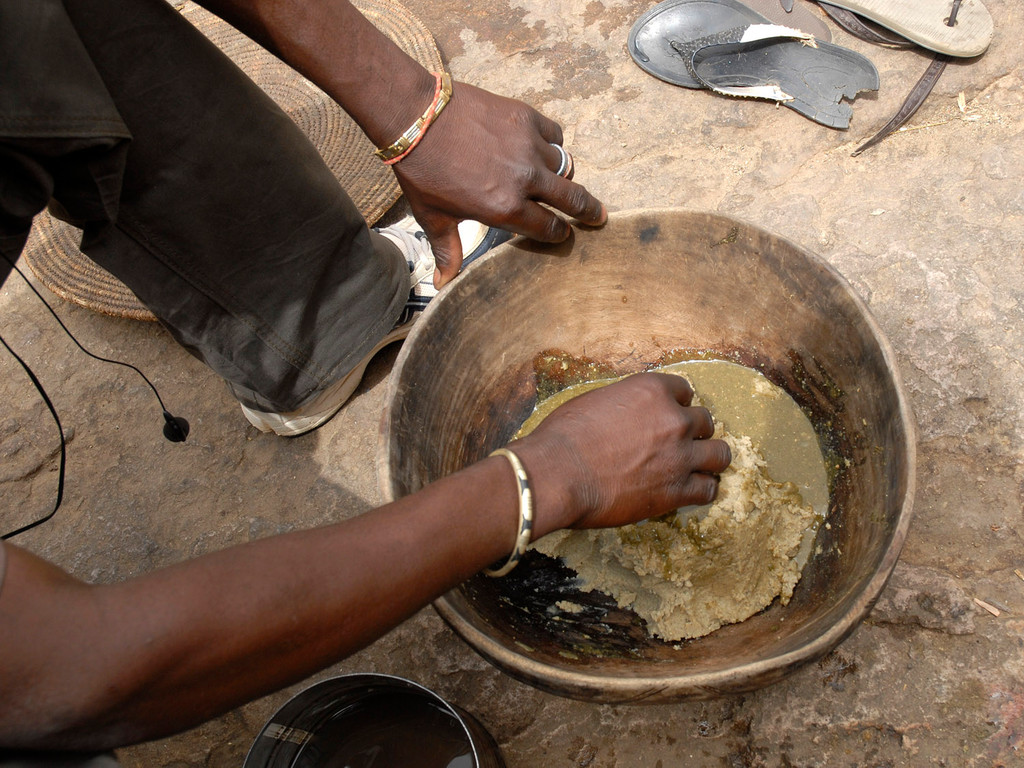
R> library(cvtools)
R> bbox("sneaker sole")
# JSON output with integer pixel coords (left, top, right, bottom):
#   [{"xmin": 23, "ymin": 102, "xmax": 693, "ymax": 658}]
[{"xmin": 240, "ymin": 320, "xmax": 414, "ymax": 436}]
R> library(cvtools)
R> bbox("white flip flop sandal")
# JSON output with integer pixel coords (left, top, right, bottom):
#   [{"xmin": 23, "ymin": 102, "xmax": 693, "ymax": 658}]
[{"xmin": 818, "ymin": 0, "xmax": 993, "ymax": 57}]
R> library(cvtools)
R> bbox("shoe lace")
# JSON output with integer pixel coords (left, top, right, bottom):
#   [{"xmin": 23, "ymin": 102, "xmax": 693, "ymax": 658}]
[{"xmin": 407, "ymin": 231, "xmax": 434, "ymax": 286}]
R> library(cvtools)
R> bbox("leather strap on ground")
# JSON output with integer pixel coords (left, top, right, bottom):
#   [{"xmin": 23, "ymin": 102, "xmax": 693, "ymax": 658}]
[{"xmin": 852, "ymin": 53, "xmax": 949, "ymax": 156}]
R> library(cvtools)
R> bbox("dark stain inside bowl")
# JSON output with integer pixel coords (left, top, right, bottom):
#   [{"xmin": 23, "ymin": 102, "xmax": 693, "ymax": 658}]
[{"xmin": 463, "ymin": 549, "xmax": 675, "ymax": 661}]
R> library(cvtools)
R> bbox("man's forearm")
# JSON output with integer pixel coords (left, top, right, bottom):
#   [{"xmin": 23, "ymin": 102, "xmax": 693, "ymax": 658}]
[
  {"xmin": 0, "ymin": 374, "xmax": 729, "ymax": 750},
  {"xmin": 0, "ymin": 455, "xmax": 523, "ymax": 750},
  {"xmin": 193, "ymin": 0, "xmax": 438, "ymax": 147}
]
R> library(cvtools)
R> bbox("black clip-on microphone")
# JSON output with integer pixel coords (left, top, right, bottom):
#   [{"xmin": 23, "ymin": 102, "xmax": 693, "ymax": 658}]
[{"xmin": 163, "ymin": 410, "xmax": 190, "ymax": 442}]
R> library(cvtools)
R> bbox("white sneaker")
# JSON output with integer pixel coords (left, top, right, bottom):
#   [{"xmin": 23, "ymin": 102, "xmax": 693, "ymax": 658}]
[{"xmin": 240, "ymin": 218, "xmax": 511, "ymax": 436}]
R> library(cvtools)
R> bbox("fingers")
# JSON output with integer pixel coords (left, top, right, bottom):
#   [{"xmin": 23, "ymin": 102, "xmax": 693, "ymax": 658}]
[
  {"xmin": 633, "ymin": 373, "xmax": 731, "ymax": 504},
  {"xmin": 673, "ymin": 408, "xmax": 731, "ymax": 505},
  {"xmin": 424, "ymin": 222, "xmax": 464, "ymax": 288},
  {"xmin": 511, "ymin": 185, "xmax": 608, "ymax": 244},
  {"xmin": 504, "ymin": 114, "xmax": 607, "ymax": 238},
  {"xmin": 650, "ymin": 371, "xmax": 695, "ymax": 407},
  {"xmin": 688, "ymin": 405, "xmax": 715, "ymax": 440},
  {"xmin": 534, "ymin": 112, "xmax": 564, "ymax": 148},
  {"xmin": 676, "ymin": 472, "xmax": 721, "ymax": 507},
  {"xmin": 687, "ymin": 432, "xmax": 732, "ymax": 474},
  {"xmin": 673, "ymin": 436, "xmax": 731, "ymax": 506},
  {"xmin": 537, "ymin": 139, "xmax": 605, "ymax": 224},
  {"xmin": 537, "ymin": 173, "xmax": 607, "ymax": 230}
]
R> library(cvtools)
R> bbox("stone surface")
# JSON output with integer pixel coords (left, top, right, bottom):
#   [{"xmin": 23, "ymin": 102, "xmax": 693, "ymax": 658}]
[
  {"xmin": 1, "ymin": 0, "xmax": 1022, "ymax": 766},
  {"xmin": 868, "ymin": 561, "xmax": 977, "ymax": 635}
]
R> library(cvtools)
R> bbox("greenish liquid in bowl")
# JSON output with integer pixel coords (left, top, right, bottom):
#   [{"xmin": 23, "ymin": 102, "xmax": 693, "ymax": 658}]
[{"xmin": 519, "ymin": 359, "xmax": 830, "ymax": 569}]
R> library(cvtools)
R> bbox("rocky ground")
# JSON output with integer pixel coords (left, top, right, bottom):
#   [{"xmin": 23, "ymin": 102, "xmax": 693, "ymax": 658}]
[{"xmin": 1, "ymin": 0, "xmax": 1021, "ymax": 765}]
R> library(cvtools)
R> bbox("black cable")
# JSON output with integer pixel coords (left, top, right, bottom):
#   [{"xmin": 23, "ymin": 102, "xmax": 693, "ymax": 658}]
[
  {"xmin": 0, "ymin": 330, "xmax": 66, "ymax": 540},
  {"xmin": 0, "ymin": 251, "xmax": 173, "ymax": 414},
  {"xmin": 1, "ymin": 249, "xmax": 188, "ymax": 537}
]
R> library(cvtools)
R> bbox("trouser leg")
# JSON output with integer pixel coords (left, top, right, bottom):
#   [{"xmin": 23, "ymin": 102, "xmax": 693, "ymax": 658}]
[{"xmin": 57, "ymin": 0, "xmax": 407, "ymax": 412}]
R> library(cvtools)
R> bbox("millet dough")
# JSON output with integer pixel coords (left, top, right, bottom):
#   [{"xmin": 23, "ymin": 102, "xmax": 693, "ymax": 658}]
[
  {"xmin": 534, "ymin": 429, "xmax": 816, "ymax": 640},
  {"xmin": 522, "ymin": 361, "xmax": 825, "ymax": 642}
]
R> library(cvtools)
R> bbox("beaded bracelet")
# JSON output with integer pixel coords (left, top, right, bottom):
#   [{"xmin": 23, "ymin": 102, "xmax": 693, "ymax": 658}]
[
  {"xmin": 374, "ymin": 72, "xmax": 452, "ymax": 165},
  {"xmin": 484, "ymin": 448, "xmax": 534, "ymax": 578}
]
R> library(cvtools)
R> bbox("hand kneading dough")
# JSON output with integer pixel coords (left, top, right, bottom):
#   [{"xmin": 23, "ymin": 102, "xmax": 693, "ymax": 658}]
[
  {"xmin": 533, "ymin": 429, "xmax": 817, "ymax": 641},
  {"xmin": 520, "ymin": 360, "xmax": 827, "ymax": 642}
]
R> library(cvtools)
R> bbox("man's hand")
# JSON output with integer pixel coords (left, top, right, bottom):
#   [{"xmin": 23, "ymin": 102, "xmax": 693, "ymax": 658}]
[
  {"xmin": 390, "ymin": 82, "xmax": 608, "ymax": 287},
  {"xmin": 510, "ymin": 373, "xmax": 733, "ymax": 538},
  {"xmin": 194, "ymin": 0, "xmax": 607, "ymax": 288}
]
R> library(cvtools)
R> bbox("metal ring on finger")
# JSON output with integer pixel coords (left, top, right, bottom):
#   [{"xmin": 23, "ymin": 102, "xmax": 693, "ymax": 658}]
[{"xmin": 549, "ymin": 142, "xmax": 572, "ymax": 178}]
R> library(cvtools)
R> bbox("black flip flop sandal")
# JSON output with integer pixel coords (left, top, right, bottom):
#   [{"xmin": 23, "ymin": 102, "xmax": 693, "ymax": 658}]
[
  {"xmin": 628, "ymin": 0, "xmax": 879, "ymax": 129},
  {"xmin": 690, "ymin": 25, "xmax": 880, "ymax": 129},
  {"xmin": 629, "ymin": 0, "xmax": 769, "ymax": 89}
]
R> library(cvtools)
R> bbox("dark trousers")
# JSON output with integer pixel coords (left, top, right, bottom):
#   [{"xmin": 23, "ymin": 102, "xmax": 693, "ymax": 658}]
[{"xmin": 0, "ymin": 0, "xmax": 406, "ymax": 412}]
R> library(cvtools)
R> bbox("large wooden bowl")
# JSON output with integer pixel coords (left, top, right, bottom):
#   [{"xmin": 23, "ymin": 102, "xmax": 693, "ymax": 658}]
[{"xmin": 380, "ymin": 209, "xmax": 916, "ymax": 703}]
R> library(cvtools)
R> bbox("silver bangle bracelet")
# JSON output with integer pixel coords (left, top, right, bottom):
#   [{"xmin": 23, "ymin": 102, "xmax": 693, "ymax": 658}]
[{"xmin": 483, "ymin": 447, "xmax": 534, "ymax": 577}]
